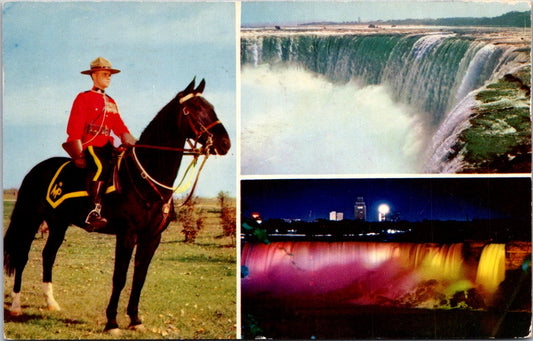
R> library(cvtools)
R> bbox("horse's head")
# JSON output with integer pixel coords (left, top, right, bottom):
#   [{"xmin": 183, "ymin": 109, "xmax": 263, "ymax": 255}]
[{"xmin": 177, "ymin": 78, "xmax": 231, "ymax": 156}]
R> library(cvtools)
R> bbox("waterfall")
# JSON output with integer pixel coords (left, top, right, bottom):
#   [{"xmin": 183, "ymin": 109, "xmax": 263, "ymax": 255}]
[
  {"xmin": 242, "ymin": 241, "xmax": 507, "ymax": 308},
  {"xmin": 241, "ymin": 31, "xmax": 528, "ymax": 173},
  {"xmin": 423, "ymin": 93, "xmax": 478, "ymax": 173},
  {"xmin": 475, "ymin": 244, "xmax": 506, "ymax": 294},
  {"xmin": 453, "ymin": 43, "xmax": 503, "ymax": 105},
  {"xmin": 241, "ymin": 33, "xmax": 511, "ymax": 124}
]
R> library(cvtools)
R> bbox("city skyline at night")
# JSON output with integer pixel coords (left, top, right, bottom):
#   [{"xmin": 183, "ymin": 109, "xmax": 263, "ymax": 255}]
[{"xmin": 241, "ymin": 177, "xmax": 531, "ymax": 223}]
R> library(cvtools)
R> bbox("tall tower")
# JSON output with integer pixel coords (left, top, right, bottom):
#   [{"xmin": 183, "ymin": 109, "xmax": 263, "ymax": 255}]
[{"xmin": 354, "ymin": 197, "xmax": 366, "ymax": 221}]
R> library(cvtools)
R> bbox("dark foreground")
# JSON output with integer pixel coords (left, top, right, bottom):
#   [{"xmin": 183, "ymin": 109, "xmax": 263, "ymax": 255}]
[{"xmin": 242, "ymin": 300, "xmax": 531, "ymax": 339}]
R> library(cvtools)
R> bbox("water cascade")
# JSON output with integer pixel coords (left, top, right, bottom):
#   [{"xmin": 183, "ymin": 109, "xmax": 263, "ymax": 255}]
[
  {"xmin": 242, "ymin": 242, "xmax": 507, "ymax": 308},
  {"xmin": 475, "ymin": 243, "xmax": 506, "ymax": 294},
  {"xmin": 241, "ymin": 31, "xmax": 530, "ymax": 173}
]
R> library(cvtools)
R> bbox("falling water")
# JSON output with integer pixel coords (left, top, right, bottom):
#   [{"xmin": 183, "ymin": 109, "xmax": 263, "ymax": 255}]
[
  {"xmin": 241, "ymin": 31, "xmax": 529, "ymax": 173},
  {"xmin": 242, "ymin": 241, "xmax": 507, "ymax": 308},
  {"xmin": 475, "ymin": 243, "xmax": 506, "ymax": 294}
]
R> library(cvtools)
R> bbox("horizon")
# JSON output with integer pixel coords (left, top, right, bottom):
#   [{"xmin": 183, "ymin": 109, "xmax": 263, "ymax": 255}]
[
  {"xmin": 241, "ymin": 1, "xmax": 530, "ymax": 27},
  {"xmin": 242, "ymin": 9, "xmax": 530, "ymax": 27},
  {"xmin": 241, "ymin": 178, "xmax": 531, "ymax": 223}
]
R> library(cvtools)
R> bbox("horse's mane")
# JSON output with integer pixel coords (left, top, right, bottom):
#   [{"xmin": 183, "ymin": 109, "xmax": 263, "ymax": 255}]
[
  {"xmin": 133, "ymin": 93, "xmax": 188, "ymax": 189},
  {"xmin": 137, "ymin": 94, "xmax": 184, "ymax": 148}
]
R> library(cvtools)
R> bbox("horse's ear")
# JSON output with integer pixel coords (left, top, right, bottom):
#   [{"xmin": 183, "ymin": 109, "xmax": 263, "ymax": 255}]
[
  {"xmin": 195, "ymin": 79, "xmax": 205, "ymax": 94},
  {"xmin": 184, "ymin": 77, "xmax": 196, "ymax": 94}
]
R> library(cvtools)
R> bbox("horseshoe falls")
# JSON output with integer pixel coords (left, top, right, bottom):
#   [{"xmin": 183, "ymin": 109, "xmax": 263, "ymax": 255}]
[{"xmin": 241, "ymin": 29, "xmax": 531, "ymax": 174}]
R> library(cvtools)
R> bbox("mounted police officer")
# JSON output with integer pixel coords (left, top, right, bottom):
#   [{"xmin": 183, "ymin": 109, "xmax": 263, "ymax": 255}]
[{"xmin": 63, "ymin": 57, "xmax": 137, "ymax": 231}]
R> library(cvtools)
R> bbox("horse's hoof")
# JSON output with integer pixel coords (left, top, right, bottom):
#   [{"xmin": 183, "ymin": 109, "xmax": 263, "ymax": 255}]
[
  {"xmin": 106, "ymin": 328, "xmax": 121, "ymax": 337},
  {"xmin": 46, "ymin": 301, "xmax": 61, "ymax": 311},
  {"xmin": 129, "ymin": 324, "xmax": 146, "ymax": 332},
  {"xmin": 10, "ymin": 308, "xmax": 23, "ymax": 317}
]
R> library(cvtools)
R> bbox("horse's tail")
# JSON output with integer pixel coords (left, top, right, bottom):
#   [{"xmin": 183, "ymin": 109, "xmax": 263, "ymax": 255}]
[
  {"xmin": 3, "ymin": 204, "xmax": 42, "ymax": 276},
  {"xmin": 4, "ymin": 159, "xmax": 58, "ymax": 276}
]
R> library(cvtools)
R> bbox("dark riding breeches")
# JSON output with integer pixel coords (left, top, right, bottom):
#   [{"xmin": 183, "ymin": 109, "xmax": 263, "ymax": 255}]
[{"xmin": 85, "ymin": 142, "xmax": 115, "ymax": 183}]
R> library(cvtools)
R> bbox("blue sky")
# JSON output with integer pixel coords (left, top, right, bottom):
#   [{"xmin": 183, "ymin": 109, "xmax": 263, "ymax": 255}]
[
  {"xmin": 242, "ymin": 0, "xmax": 531, "ymax": 26},
  {"xmin": 3, "ymin": 0, "xmax": 531, "ymax": 197},
  {"xmin": 3, "ymin": 1, "xmax": 236, "ymax": 197}
]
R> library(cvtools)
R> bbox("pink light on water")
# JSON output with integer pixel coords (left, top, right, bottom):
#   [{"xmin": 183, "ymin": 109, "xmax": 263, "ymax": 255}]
[{"xmin": 242, "ymin": 241, "xmax": 506, "ymax": 309}]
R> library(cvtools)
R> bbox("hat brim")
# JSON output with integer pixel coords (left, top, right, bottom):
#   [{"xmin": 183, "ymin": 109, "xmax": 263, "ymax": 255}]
[{"xmin": 81, "ymin": 67, "xmax": 121, "ymax": 75}]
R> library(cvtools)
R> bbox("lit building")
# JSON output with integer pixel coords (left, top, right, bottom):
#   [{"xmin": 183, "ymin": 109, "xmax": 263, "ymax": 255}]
[
  {"xmin": 354, "ymin": 197, "xmax": 366, "ymax": 221},
  {"xmin": 329, "ymin": 211, "xmax": 344, "ymax": 221}
]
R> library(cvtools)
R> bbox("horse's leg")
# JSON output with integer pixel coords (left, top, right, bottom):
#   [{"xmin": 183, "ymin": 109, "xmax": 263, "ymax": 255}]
[
  {"xmin": 104, "ymin": 232, "xmax": 135, "ymax": 332},
  {"xmin": 5, "ymin": 210, "xmax": 44, "ymax": 316},
  {"xmin": 41, "ymin": 221, "xmax": 68, "ymax": 311},
  {"xmin": 127, "ymin": 233, "xmax": 162, "ymax": 330}
]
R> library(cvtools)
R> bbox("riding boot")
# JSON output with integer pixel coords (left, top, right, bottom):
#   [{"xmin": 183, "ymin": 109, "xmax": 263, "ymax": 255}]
[{"xmin": 85, "ymin": 181, "xmax": 108, "ymax": 231}]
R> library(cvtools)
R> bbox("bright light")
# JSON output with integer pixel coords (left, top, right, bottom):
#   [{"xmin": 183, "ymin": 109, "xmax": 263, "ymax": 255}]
[
  {"xmin": 378, "ymin": 203, "xmax": 390, "ymax": 222},
  {"xmin": 378, "ymin": 204, "xmax": 390, "ymax": 215}
]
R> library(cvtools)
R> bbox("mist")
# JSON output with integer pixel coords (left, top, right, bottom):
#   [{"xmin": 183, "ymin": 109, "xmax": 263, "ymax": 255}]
[{"xmin": 241, "ymin": 66, "xmax": 430, "ymax": 175}]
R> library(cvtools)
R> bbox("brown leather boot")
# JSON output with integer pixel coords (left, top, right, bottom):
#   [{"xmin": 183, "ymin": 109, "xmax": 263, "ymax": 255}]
[{"xmin": 85, "ymin": 181, "xmax": 108, "ymax": 231}]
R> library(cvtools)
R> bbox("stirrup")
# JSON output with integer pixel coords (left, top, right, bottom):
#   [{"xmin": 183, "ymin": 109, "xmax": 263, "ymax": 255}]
[{"xmin": 85, "ymin": 204, "xmax": 108, "ymax": 231}]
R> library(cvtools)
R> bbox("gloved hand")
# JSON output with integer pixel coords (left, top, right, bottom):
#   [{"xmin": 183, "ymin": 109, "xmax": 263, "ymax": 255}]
[
  {"xmin": 121, "ymin": 132, "xmax": 137, "ymax": 146},
  {"xmin": 63, "ymin": 140, "xmax": 86, "ymax": 168}
]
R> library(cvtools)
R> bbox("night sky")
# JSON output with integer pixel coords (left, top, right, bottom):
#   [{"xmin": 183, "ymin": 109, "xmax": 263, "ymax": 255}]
[{"xmin": 241, "ymin": 177, "xmax": 531, "ymax": 222}]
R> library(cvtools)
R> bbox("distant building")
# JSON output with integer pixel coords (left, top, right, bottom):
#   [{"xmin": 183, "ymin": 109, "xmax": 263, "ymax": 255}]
[
  {"xmin": 329, "ymin": 211, "xmax": 344, "ymax": 221},
  {"xmin": 390, "ymin": 212, "xmax": 401, "ymax": 222},
  {"xmin": 354, "ymin": 197, "xmax": 366, "ymax": 221}
]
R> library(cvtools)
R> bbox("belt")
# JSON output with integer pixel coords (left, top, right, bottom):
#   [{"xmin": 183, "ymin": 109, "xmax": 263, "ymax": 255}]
[{"xmin": 86, "ymin": 124, "xmax": 110, "ymax": 136}]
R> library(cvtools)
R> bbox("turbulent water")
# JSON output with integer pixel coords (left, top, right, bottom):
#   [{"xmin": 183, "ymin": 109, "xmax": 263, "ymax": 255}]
[
  {"xmin": 241, "ymin": 29, "xmax": 529, "ymax": 174},
  {"xmin": 241, "ymin": 241, "xmax": 507, "ymax": 309},
  {"xmin": 241, "ymin": 66, "xmax": 426, "ymax": 174}
]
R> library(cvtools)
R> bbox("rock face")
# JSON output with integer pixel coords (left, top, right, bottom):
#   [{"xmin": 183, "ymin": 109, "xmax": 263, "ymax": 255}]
[
  {"xmin": 506, "ymin": 241, "xmax": 532, "ymax": 270},
  {"xmin": 450, "ymin": 66, "xmax": 531, "ymax": 173}
]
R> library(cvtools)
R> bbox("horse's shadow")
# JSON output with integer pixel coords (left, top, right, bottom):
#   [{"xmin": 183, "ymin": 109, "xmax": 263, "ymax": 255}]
[{"xmin": 4, "ymin": 307, "xmax": 85, "ymax": 325}]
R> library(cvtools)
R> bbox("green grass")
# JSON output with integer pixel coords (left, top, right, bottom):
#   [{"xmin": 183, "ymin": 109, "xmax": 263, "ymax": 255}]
[{"xmin": 3, "ymin": 199, "xmax": 236, "ymax": 339}]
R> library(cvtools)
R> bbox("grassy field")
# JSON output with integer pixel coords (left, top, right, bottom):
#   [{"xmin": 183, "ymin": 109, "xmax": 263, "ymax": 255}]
[{"xmin": 3, "ymin": 198, "xmax": 237, "ymax": 339}]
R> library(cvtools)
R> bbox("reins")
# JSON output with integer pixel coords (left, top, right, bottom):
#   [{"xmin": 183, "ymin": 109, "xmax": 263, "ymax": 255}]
[
  {"xmin": 130, "ymin": 139, "xmax": 211, "ymax": 197},
  {"xmin": 126, "ymin": 141, "xmax": 211, "ymax": 236},
  {"xmin": 122, "ymin": 91, "xmax": 222, "ymax": 234}
]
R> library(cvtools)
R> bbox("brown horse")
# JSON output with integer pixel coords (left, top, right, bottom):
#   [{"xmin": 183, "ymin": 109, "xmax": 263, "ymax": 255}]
[{"xmin": 4, "ymin": 78, "xmax": 231, "ymax": 333}]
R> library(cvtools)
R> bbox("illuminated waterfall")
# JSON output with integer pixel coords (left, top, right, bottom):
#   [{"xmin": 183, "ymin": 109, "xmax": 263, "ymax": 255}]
[
  {"xmin": 242, "ymin": 242, "xmax": 507, "ymax": 308},
  {"xmin": 475, "ymin": 243, "xmax": 506, "ymax": 294}
]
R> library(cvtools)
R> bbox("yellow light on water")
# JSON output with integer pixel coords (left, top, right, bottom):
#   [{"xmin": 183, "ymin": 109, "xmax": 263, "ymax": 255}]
[{"xmin": 475, "ymin": 244, "xmax": 506, "ymax": 294}]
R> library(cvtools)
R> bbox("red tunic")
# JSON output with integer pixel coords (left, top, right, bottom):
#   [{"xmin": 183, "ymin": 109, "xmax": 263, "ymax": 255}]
[{"xmin": 66, "ymin": 89, "xmax": 130, "ymax": 149}]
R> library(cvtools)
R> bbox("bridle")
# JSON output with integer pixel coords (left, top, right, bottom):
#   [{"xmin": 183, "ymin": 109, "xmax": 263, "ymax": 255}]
[
  {"xmin": 126, "ymin": 92, "xmax": 223, "ymax": 207},
  {"xmin": 180, "ymin": 92, "xmax": 222, "ymax": 142},
  {"xmin": 134, "ymin": 92, "xmax": 222, "ymax": 157}
]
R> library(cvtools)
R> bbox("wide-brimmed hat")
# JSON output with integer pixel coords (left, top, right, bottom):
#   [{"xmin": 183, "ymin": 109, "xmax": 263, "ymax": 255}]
[{"xmin": 81, "ymin": 57, "xmax": 120, "ymax": 75}]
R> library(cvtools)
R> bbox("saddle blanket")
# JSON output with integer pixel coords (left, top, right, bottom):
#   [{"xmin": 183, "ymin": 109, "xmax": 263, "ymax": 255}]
[{"xmin": 46, "ymin": 160, "xmax": 117, "ymax": 209}]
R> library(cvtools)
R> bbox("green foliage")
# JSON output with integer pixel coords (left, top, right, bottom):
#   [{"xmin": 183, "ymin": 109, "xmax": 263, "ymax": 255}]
[
  {"xmin": 3, "ymin": 199, "xmax": 236, "ymax": 339},
  {"xmin": 459, "ymin": 66, "xmax": 531, "ymax": 172},
  {"xmin": 242, "ymin": 313, "xmax": 265, "ymax": 339},
  {"xmin": 384, "ymin": 11, "xmax": 531, "ymax": 27}
]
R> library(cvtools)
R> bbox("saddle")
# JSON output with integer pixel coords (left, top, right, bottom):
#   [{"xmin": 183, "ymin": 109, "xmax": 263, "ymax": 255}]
[{"xmin": 45, "ymin": 154, "xmax": 123, "ymax": 209}]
